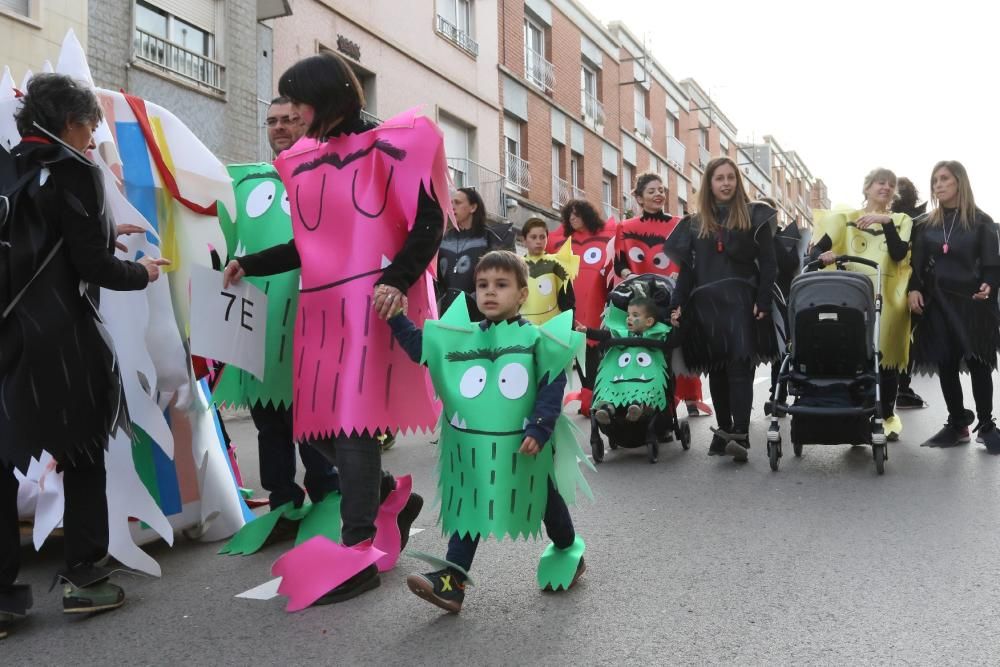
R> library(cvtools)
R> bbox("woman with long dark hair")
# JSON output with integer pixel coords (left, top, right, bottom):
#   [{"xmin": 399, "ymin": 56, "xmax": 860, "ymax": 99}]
[
  {"xmin": 616, "ymin": 172, "xmax": 711, "ymax": 419},
  {"xmin": 669, "ymin": 157, "xmax": 778, "ymax": 461},
  {"xmin": 1, "ymin": 74, "xmax": 167, "ymax": 631},
  {"xmin": 811, "ymin": 168, "xmax": 913, "ymax": 442},
  {"xmin": 547, "ymin": 199, "xmax": 616, "ymax": 422},
  {"xmin": 223, "ymin": 52, "xmax": 450, "ymax": 603},
  {"xmin": 908, "ymin": 161, "xmax": 1000, "ymax": 451},
  {"xmin": 436, "ymin": 186, "xmax": 513, "ymax": 313}
]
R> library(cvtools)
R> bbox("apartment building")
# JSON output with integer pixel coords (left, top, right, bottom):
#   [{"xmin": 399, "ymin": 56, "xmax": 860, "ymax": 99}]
[
  {"xmin": 271, "ymin": 0, "xmax": 506, "ymax": 219},
  {"xmin": 0, "ymin": 0, "xmax": 87, "ymax": 82}
]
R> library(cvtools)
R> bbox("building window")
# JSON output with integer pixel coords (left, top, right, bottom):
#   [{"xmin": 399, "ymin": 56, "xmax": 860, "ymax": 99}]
[
  {"xmin": 602, "ymin": 172, "xmax": 618, "ymax": 220},
  {"xmin": 634, "ymin": 87, "xmax": 652, "ymax": 141},
  {"xmin": 570, "ymin": 152, "xmax": 584, "ymax": 198},
  {"xmin": 552, "ymin": 143, "xmax": 569, "ymax": 209},
  {"xmin": 0, "ymin": 0, "xmax": 30, "ymax": 18},
  {"xmin": 580, "ymin": 65, "xmax": 604, "ymax": 128},
  {"xmin": 621, "ymin": 163, "xmax": 634, "ymax": 214},
  {"xmin": 440, "ymin": 114, "xmax": 472, "ymax": 188},
  {"xmin": 666, "ymin": 112, "xmax": 678, "ymax": 138},
  {"xmin": 504, "ymin": 115, "xmax": 530, "ymax": 192},
  {"xmin": 523, "ymin": 17, "xmax": 554, "ymax": 93},
  {"xmin": 436, "ymin": 0, "xmax": 478, "ymax": 57},
  {"xmin": 133, "ymin": 1, "xmax": 224, "ymax": 92}
]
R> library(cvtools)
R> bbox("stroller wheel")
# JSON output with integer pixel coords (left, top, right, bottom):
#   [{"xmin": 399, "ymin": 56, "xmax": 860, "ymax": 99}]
[
  {"xmin": 873, "ymin": 444, "xmax": 886, "ymax": 475},
  {"xmin": 767, "ymin": 438, "xmax": 781, "ymax": 471},
  {"xmin": 591, "ymin": 434, "xmax": 605, "ymax": 463},
  {"xmin": 792, "ymin": 439, "xmax": 803, "ymax": 457},
  {"xmin": 647, "ymin": 440, "xmax": 659, "ymax": 464},
  {"xmin": 680, "ymin": 421, "xmax": 691, "ymax": 450}
]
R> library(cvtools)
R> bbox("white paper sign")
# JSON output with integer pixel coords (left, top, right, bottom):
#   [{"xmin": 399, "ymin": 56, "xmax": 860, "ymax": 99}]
[{"xmin": 190, "ymin": 264, "xmax": 267, "ymax": 380}]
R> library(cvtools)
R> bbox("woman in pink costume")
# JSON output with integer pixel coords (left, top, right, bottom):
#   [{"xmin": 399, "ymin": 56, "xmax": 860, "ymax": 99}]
[{"xmin": 224, "ymin": 53, "xmax": 451, "ymax": 604}]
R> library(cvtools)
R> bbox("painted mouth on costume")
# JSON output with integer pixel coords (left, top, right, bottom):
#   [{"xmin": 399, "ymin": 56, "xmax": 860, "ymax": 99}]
[
  {"xmin": 610, "ymin": 374, "xmax": 653, "ymax": 384},
  {"xmin": 445, "ymin": 411, "xmax": 528, "ymax": 436},
  {"xmin": 522, "ymin": 304, "xmax": 557, "ymax": 317}
]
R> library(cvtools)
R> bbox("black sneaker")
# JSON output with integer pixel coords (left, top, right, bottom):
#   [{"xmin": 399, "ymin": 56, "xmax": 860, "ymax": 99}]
[
  {"xmin": 725, "ymin": 440, "xmax": 749, "ymax": 462},
  {"xmin": 975, "ymin": 420, "xmax": 1000, "ymax": 454},
  {"xmin": 406, "ymin": 568, "xmax": 466, "ymax": 613},
  {"xmin": 313, "ymin": 564, "xmax": 380, "ymax": 605},
  {"xmin": 0, "ymin": 610, "xmax": 26, "ymax": 640},
  {"xmin": 262, "ymin": 516, "xmax": 300, "ymax": 548},
  {"xmin": 708, "ymin": 433, "xmax": 727, "ymax": 456},
  {"xmin": 895, "ymin": 390, "xmax": 926, "ymax": 409},
  {"xmin": 398, "ymin": 492, "xmax": 424, "ymax": 552},
  {"xmin": 922, "ymin": 423, "xmax": 971, "ymax": 448}
]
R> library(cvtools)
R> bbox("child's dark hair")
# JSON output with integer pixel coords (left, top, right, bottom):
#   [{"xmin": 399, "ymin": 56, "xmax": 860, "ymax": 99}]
[
  {"xmin": 629, "ymin": 297, "xmax": 658, "ymax": 320},
  {"xmin": 521, "ymin": 217, "xmax": 548, "ymax": 237},
  {"xmin": 475, "ymin": 250, "xmax": 529, "ymax": 289}
]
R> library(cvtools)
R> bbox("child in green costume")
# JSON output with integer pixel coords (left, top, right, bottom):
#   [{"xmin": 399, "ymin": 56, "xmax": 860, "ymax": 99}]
[{"xmin": 388, "ymin": 251, "xmax": 591, "ymax": 613}]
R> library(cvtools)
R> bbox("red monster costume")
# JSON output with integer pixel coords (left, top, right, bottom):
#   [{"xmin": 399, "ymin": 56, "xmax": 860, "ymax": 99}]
[
  {"xmin": 616, "ymin": 212, "xmax": 705, "ymax": 405},
  {"xmin": 547, "ymin": 218, "xmax": 617, "ymax": 415}
]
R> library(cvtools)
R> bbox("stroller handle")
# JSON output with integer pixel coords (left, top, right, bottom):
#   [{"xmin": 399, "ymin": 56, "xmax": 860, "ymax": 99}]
[{"xmin": 803, "ymin": 254, "xmax": 880, "ymax": 273}]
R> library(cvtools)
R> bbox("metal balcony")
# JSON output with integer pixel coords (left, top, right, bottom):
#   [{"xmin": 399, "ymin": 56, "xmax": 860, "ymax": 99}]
[
  {"xmin": 603, "ymin": 201, "xmax": 620, "ymax": 220},
  {"xmin": 435, "ymin": 14, "xmax": 479, "ymax": 57},
  {"xmin": 448, "ymin": 157, "xmax": 507, "ymax": 220},
  {"xmin": 634, "ymin": 110, "xmax": 653, "ymax": 142},
  {"xmin": 504, "ymin": 151, "xmax": 531, "ymax": 193},
  {"xmin": 666, "ymin": 136, "xmax": 686, "ymax": 171},
  {"xmin": 581, "ymin": 90, "xmax": 605, "ymax": 128},
  {"xmin": 698, "ymin": 145, "xmax": 711, "ymax": 169},
  {"xmin": 552, "ymin": 175, "xmax": 571, "ymax": 209},
  {"xmin": 134, "ymin": 28, "xmax": 225, "ymax": 92},
  {"xmin": 360, "ymin": 109, "xmax": 382, "ymax": 126},
  {"xmin": 525, "ymin": 48, "xmax": 555, "ymax": 93}
]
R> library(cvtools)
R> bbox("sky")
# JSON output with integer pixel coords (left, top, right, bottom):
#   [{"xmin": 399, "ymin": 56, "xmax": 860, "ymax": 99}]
[{"xmin": 585, "ymin": 0, "xmax": 1000, "ymax": 214}]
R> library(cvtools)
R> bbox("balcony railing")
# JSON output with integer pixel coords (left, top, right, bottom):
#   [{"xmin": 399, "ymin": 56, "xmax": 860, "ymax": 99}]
[
  {"xmin": 698, "ymin": 145, "xmax": 710, "ymax": 169},
  {"xmin": 603, "ymin": 201, "xmax": 620, "ymax": 220},
  {"xmin": 504, "ymin": 151, "xmax": 531, "ymax": 193},
  {"xmin": 552, "ymin": 175, "xmax": 571, "ymax": 209},
  {"xmin": 581, "ymin": 90, "xmax": 605, "ymax": 127},
  {"xmin": 666, "ymin": 136, "xmax": 686, "ymax": 171},
  {"xmin": 634, "ymin": 110, "xmax": 653, "ymax": 141},
  {"xmin": 525, "ymin": 47, "xmax": 555, "ymax": 93},
  {"xmin": 134, "ymin": 28, "xmax": 225, "ymax": 92},
  {"xmin": 257, "ymin": 98, "xmax": 272, "ymax": 162},
  {"xmin": 572, "ymin": 185, "xmax": 586, "ymax": 200},
  {"xmin": 360, "ymin": 109, "xmax": 382, "ymax": 126},
  {"xmin": 436, "ymin": 14, "xmax": 479, "ymax": 57},
  {"xmin": 448, "ymin": 157, "xmax": 507, "ymax": 220}
]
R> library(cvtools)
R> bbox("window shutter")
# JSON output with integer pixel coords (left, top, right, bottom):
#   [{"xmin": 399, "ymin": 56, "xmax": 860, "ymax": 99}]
[{"xmin": 149, "ymin": 0, "xmax": 217, "ymax": 32}]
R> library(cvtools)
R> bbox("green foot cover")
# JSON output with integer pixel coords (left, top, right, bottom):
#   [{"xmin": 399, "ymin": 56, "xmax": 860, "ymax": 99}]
[
  {"xmin": 593, "ymin": 303, "xmax": 671, "ymax": 411},
  {"xmin": 421, "ymin": 300, "xmax": 591, "ymax": 543},
  {"xmin": 537, "ymin": 535, "xmax": 585, "ymax": 591},
  {"xmin": 218, "ymin": 494, "xmax": 342, "ymax": 555},
  {"xmin": 294, "ymin": 493, "xmax": 342, "ymax": 545}
]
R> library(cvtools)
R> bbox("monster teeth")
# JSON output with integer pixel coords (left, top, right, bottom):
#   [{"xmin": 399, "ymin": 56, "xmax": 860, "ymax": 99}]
[
  {"xmin": 523, "ymin": 417, "xmax": 529, "ymax": 429},
  {"xmin": 640, "ymin": 373, "xmax": 646, "ymax": 380},
  {"xmin": 450, "ymin": 412, "xmax": 461, "ymax": 428},
  {"xmin": 460, "ymin": 418, "xmax": 467, "ymax": 429}
]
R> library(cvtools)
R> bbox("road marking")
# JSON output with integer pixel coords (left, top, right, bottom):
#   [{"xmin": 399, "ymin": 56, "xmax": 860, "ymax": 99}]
[{"xmin": 233, "ymin": 528, "xmax": 426, "ymax": 600}]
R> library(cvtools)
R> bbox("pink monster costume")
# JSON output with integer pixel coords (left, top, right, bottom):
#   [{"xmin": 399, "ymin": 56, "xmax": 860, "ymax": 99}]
[{"xmin": 274, "ymin": 109, "xmax": 452, "ymax": 442}]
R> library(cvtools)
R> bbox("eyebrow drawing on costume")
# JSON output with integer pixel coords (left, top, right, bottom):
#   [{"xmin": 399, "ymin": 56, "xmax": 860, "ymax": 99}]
[
  {"xmin": 292, "ymin": 139, "xmax": 407, "ymax": 176},
  {"xmin": 445, "ymin": 345, "xmax": 533, "ymax": 362},
  {"xmin": 622, "ymin": 231, "xmax": 668, "ymax": 245},
  {"xmin": 236, "ymin": 171, "xmax": 280, "ymax": 187}
]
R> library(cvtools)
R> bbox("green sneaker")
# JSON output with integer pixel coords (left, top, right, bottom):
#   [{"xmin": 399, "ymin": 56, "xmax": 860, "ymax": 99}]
[{"xmin": 63, "ymin": 580, "xmax": 125, "ymax": 614}]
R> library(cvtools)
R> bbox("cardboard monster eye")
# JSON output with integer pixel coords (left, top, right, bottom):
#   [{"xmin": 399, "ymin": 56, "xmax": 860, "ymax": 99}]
[
  {"xmin": 636, "ymin": 352, "xmax": 652, "ymax": 367},
  {"xmin": 583, "ymin": 247, "xmax": 603, "ymax": 264},
  {"xmin": 617, "ymin": 352, "xmax": 632, "ymax": 367},
  {"xmin": 651, "ymin": 252, "xmax": 669, "ymax": 269},
  {"xmin": 245, "ymin": 181, "xmax": 277, "ymax": 218},
  {"xmin": 460, "ymin": 365, "xmax": 487, "ymax": 398},
  {"xmin": 280, "ymin": 191, "xmax": 290, "ymax": 216},
  {"xmin": 628, "ymin": 247, "xmax": 645, "ymax": 263},
  {"xmin": 536, "ymin": 276, "xmax": 553, "ymax": 296},
  {"xmin": 498, "ymin": 362, "xmax": 529, "ymax": 400}
]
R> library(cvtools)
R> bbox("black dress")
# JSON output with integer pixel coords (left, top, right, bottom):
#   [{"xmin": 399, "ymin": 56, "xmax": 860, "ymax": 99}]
[
  {"xmin": 0, "ymin": 139, "xmax": 148, "ymax": 468},
  {"xmin": 669, "ymin": 202, "xmax": 779, "ymax": 374},
  {"xmin": 909, "ymin": 208, "xmax": 1000, "ymax": 373}
]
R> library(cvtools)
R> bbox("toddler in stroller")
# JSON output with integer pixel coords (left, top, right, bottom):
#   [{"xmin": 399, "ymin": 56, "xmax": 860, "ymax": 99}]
[{"xmin": 577, "ymin": 274, "xmax": 691, "ymax": 463}]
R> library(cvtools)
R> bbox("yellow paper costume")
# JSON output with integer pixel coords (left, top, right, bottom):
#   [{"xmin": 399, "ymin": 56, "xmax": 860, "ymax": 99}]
[
  {"xmin": 814, "ymin": 208, "xmax": 913, "ymax": 370},
  {"xmin": 523, "ymin": 240, "xmax": 581, "ymax": 325}
]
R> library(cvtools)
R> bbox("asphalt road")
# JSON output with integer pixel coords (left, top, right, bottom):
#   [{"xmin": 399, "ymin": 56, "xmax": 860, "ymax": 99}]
[{"xmin": 5, "ymin": 372, "xmax": 1000, "ymax": 665}]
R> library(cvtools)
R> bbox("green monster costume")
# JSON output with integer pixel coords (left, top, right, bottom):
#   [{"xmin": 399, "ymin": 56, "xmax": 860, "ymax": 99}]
[
  {"xmin": 417, "ymin": 298, "xmax": 592, "ymax": 586},
  {"xmin": 593, "ymin": 305, "xmax": 672, "ymax": 411},
  {"xmin": 814, "ymin": 208, "xmax": 913, "ymax": 370},
  {"xmin": 213, "ymin": 163, "xmax": 297, "ymax": 409},
  {"xmin": 215, "ymin": 164, "xmax": 341, "ymax": 555}
]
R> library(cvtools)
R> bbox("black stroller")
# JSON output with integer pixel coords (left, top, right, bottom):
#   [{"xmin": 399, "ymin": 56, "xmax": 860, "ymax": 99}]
[
  {"xmin": 766, "ymin": 255, "xmax": 889, "ymax": 474},
  {"xmin": 589, "ymin": 273, "xmax": 691, "ymax": 464}
]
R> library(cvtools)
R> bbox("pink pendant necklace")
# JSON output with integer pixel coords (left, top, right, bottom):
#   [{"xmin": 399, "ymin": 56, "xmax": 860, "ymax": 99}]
[{"xmin": 942, "ymin": 210, "xmax": 958, "ymax": 254}]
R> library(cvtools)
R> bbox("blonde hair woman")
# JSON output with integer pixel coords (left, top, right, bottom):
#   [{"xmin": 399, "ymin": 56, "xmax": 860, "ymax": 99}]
[
  {"xmin": 668, "ymin": 157, "xmax": 778, "ymax": 461},
  {"xmin": 908, "ymin": 161, "xmax": 1000, "ymax": 451}
]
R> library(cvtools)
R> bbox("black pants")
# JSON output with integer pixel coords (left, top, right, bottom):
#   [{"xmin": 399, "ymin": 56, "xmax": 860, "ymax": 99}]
[
  {"xmin": 308, "ymin": 436, "xmax": 394, "ymax": 547},
  {"xmin": 445, "ymin": 479, "xmax": 575, "ymax": 572},
  {"xmin": 1, "ymin": 450, "xmax": 109, "ymax": 605},
  {"xmin": 708, "ymin": 360, "xmax": 753, "ymax": 434},
  {"xmin": 581, "ymin": 345, "xmax": 600, "ymax": 391},
  {"xmin": 938, "ymin": 357, "xmax": 994, "ymax": 424},
  {"xmin": 251, "ymin": 404, "xmax": 339, "ymax": 509},
  {"xmin": 879, "ymin": 367, "xmax": 899, "ymax": 419}
]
